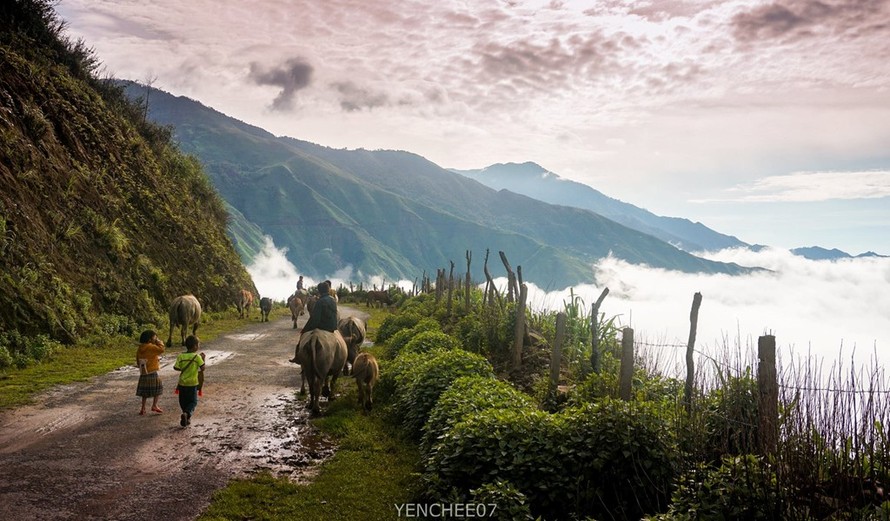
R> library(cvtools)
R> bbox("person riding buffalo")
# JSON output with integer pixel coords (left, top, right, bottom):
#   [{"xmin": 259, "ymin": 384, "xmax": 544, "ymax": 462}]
[{"xmin": 290, "ymin": 281, "xmax": 338, "ymax": 363}]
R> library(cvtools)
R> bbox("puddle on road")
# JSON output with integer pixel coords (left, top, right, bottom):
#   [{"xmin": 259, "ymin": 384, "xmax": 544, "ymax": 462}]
[
  {"xmin": 226, "ymin": 332, "xmax": 269, "ymax": 342},
  {"xmin": 242, "ymin": 392, "xmax": 336, "ymax": 481}
]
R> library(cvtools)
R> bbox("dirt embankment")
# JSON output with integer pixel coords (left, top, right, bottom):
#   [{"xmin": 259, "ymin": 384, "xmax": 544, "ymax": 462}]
[{"xmin": 0, "ymin": 308, "xmax": 366, "ymax": 521}]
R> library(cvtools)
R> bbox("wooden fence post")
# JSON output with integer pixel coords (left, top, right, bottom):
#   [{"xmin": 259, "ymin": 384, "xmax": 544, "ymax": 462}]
[
  {"xmin": 512, "ymin": 283, "xmax": 528, "ymax": 371},
  {"xmin": 758, "ymin": 335, "xmax": 778, "ymax": 455},
  {"xmin": 619, "ymin": 327, "xmax": 634, "ymax": 400},
  {"xmin": 549, "ymin": 312, "xmax": 566, "ymax": 395},
  {"xmin": 465, "ymin": 250, "xmax": 472, "ymax": 313},
  {"xmin": 589, "ymin": 287, "xmax": 610, "ymax": 375},
  {"xmin": 499, "ymin": 251, "xmax": 518, "ymax": 303},
  {"xmin": 447, "ymin": 261, "xmax": 455, "ymax": 317},
  {"xmin": 684, "ymin": 292, "xmax": 703, "ymax": 413}
]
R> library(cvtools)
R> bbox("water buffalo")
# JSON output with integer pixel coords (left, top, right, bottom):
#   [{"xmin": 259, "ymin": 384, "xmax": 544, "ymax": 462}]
[
  {"xmin": 366, "ymin": 290, "xmax": 392, "ymax": 308},
  {"xmin": 352, "ymin": 352, "xmax": 379, "ymax": 412},
  {"xmin": 259, "ymin": 297, "xmax": 272, "ymax": 322},
  {"xmin": 337, "ymin": 316, "xmax": 366, "ymax": 375},
  {"xmin": 167, "ymin": 295, "xmax": 201, "ymax": 347},
  {"xmin": 297, "ymin": 329, "xmax": 348, "ymax": 414},
  {"xmin": 287, "ymin": 294, "xmax": 304, "ymax": 329},
  {"xmin": 305, "ymin": 294, "xmax": 318, "ymax": 315},
  {"xmin": 236, "ymin": 289, "xmax": 254, "ymax": 319}
]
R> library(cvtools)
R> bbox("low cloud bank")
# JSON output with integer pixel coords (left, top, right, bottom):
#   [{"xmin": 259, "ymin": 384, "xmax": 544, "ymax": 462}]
[
  {"xmin": 248, "ymin": 237, "xmax": 889, "ymax": 371},
  {"xmin": 518, "ymin": 247, "xmax": 890, "ymax": 373},
  {"xmin": 246, "ymin": 236, "xmax": 414, "ymax": 301}
]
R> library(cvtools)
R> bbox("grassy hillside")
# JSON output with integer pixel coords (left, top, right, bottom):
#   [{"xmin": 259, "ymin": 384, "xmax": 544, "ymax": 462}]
[
  {"xmin": 131, "ymin": 85, "xmax": 754, "ymax": 288},
  {"xmin": 0, "ymin": 1, "xmax": 255, "ymax": 347}
]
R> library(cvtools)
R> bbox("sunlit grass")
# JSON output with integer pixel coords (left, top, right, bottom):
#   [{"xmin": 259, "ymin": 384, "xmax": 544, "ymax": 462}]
[{"xmin": 200, "ymin": 371, "xmax": 419, "ymax": 521}]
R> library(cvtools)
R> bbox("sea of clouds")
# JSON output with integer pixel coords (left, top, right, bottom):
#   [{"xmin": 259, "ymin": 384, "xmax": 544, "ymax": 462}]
[{"xmin": 248, "ymin": 236, "xmax": 890, "ymax": 375}]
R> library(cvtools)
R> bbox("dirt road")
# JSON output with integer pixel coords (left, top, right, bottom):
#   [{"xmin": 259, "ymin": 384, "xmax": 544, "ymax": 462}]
[{"xmin": 0, "ymin": 307, "xmax": 367, "ymax": 521}]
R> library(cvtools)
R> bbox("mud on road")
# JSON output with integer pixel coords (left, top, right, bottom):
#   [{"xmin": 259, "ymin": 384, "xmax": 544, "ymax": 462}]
[{"xmin": 0, "ymin": 308, "xmax": 367, "ymax": 521}]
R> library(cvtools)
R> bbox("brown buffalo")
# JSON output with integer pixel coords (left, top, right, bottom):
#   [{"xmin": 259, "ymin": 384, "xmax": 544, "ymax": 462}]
[
  {"xmin": 352, "ymin": 352, "xmax": 379, "ymax": 412},
  {"xmin": 287, "ymin": 294, "xmax": 304, "ymax": 329},
  {"xmin": 366, "ymin": 290, "xmax": 392, "ymax": 308},
  {"xmin": 297, "ymin": 329, "xmax": 348, "ymax": 414},
  {"xmin": 259, "ymin": 297, "xmax": 273, "ymax": 322},
  {"xmin": 167, "ymin": 295, "xmax": 201, "ymax": 347},
  {"xmin": 237, "ymin": 289, "xmax": 254, "ymax": 319},
  {"xmin": 337, "ymin": 316, "xmax": 366, "ymax": 375},
  {"xmin": 305, "ymin": 294, "xmax": 319, "ymax": 315}
]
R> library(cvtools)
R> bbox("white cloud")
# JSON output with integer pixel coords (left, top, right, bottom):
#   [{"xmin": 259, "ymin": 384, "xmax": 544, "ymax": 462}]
[
  {"xmin": 509, "ymin": 248, "xmax": 890, "ymax": 375},
  {"xmin": 697, "ymin": 170, "xmax": 890, "ymax": 203}
]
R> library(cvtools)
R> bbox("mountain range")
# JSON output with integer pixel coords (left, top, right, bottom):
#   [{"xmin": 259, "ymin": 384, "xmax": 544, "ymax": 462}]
[{"xmin": 126, "ymin": 82, "xmax": 757, "ymax": 288}]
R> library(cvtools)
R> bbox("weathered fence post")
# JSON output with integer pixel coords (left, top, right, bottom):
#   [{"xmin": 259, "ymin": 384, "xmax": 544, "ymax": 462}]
[
  {"xmin": 619, "ymin": 327, "xmax": 634, "ymax": 401},
  {"xmin": 684, "ymin": 292, "xmax": 703, "ymax": 413},
  {"xmin": 549, "ymin": 312, "xmax": 566, "ymax": 395},
  {"xmin": 465, "ymin": 250, "xmax": 472, "ymax": 313},
  {"xmin": 499, "ymin": 251, "xmax": 518, "ymax": 303},
  {"xmin": 512, "ymin": 283, "xmax": 528, "ymax": 371},
  {"xmin": 758, "ymin": 335, "xmax": 778, "ymax": 455},
  {"xmin": 589, "ymin": 287, "xmax": 610, "ymax": 375},
  {"xmin": 447, "ymin": 261, "xmax": 455, "ymax": 317}
]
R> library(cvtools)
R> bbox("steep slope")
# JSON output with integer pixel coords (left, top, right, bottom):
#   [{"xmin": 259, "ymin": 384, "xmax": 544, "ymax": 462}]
[
  {"xmin": 453, "ymin": 162, "xmax": 747, "ymax": 252},
  {"xmin": 131, "ymin": 84, "xmax": 754, "ymax": 287},
  {"xmin": 0, "ymin": 4, "xmax": 254, "ymax": 343}
]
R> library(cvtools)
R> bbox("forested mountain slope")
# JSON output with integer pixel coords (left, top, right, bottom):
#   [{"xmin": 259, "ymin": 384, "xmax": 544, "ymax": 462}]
[{"xmin": 0, "ymin": 2, "xmax": 254, "ymax": 343}]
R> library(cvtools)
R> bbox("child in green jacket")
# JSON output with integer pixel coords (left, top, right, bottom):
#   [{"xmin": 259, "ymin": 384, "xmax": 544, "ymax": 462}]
[{"xmin": 174, "ymin": 335, "xmax": 205, "ymax": 427}]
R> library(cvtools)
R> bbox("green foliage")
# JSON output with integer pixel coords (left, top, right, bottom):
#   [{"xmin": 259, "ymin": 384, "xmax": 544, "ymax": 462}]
[
  {"xmin": 0, "ymin": 18, "xmax": 256, "ymax": 346},
  {"xmin": 394, "ymin": 348, "xmax": 494, "ymax": 439},
  {"xmin": 376, "ymin": 312, "xmax": 424, "ymax": 344},
  {"xmin": 385, "ymin": 318, "xmax": 441, "ymax": 358},
  {"xmin": 402, "ymin": 330, "xmax": 461, "ymax": 355},
  {"xmin": 0, "ymin": 330, "xmax": 63, "ymax": 369},
  {"xmin": 421, "ymin": 375, "xmax": 534, "ymax": 457},
  {"xmin": 470, "ymin": 480, "xmax": 535, "ymax": 521},
  {"xmin": 702, "ymin": 369, "xmax": 760, "ymax": 461},
  {"xmin": 651, "ymin": 456, "xmax": 788, "ymax": 521},
  {"xmin": 424, "ymin": 399, "xmax": 677, "ymax": 520}
]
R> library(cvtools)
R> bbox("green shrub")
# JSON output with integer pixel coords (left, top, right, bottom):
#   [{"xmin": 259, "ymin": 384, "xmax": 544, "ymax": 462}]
[
  {"xmin": 403, "ymin": 330, "xmax": 461, "ymax": 355},
  {"xmin": 650, "ymin": 455, "xmax": 787, "ymax": 520},
  {"xmin": 376, "ymin": 312, "xmax": 423, "ymax": 344},
  {"xmin": 396, "ymin": 349, "xmax": 494, "ymax": 439},
  {"xmin": 0, "ymin": 345, "xmax": 13, "ymax": 369},
  {"xmin": 0, "ymin": 331, "xmax": 62, "ymax": 368},
  {"xmin": 385, "ymin": 318, "xmax": 441, "ymax": 358},
  {"xmin": 561, "ymin": 400, "xmax": 677, "ymax": 519},
  {"xmin": 470, "ymin": 480, "xmax": 534, "ymax": 521},
  {"xmin": 421, "ymin": 375, "xmax": 534, "ymax": 456},
  {"xmin": 423, "ymin": 399, "xmax": 677, "ymax": 520},
  {"xmin": 423, "ymin": 407, "xmax": 568, "ymax": 519},
  {"xmin": 376, "ymin": 351, "xmax": 427, "ymax": 404},
  {"xmin": 703, "ymin": 370, "xmax": 760, "ymax": 461}
]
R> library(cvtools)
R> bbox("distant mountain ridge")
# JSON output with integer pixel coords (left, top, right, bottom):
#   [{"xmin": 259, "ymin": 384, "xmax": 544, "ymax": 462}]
[
  {"xmin": 789, "ymin": 246, "xmax": 888, "ymax": 261},
  {"xmin": 451, "ymin": 162, "xmax": 747, "ymax": 253},
  {"xmin": 128, "ymin": 82, "xmax": 757, "ymax": 288}
]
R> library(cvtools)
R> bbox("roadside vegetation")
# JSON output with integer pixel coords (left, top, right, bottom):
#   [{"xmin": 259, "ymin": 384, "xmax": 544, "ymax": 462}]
[
  {"xmin": 0, "ymin": 305, "xmax": 290, "ymax": 409},
  {"xmin": 213, "ymin": 283, "xmax": 890, "ymax": 521}
]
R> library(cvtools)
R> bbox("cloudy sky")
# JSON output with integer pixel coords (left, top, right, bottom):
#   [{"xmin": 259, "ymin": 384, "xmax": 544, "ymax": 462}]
[{"xmin": 57, "ymin": 0, "xmax": 890, "ymax": 254}]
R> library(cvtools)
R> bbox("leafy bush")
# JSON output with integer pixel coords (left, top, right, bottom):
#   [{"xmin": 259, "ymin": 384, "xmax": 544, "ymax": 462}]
[
  {"xmin": 395, "ymin": 349, "xmax": 494, "ymax": 439},
  {"xmin": 385, "ymin": 318, "xmax": 441, "ymax": 358},
  {"xmin": 402, "ymin": 330, "xmax": 461, "ymax": 355},
  {"xmin": 649, "ymin": 455, "xmax": 787, "ymax": 520},
  {"xmin": 424, "ymin": 399, "xmax": 677, "ymax": 520},
  {"xmin": 470, "ymin": 480, "xmax": 534, "ymax": 521},
  {"xmin": 376, "ymin": 351, "xmax": 428, "ymax": 404},
  {"xmin": 421, "ymin": 375, "xmax": 534, "ymax": 456},
  {"xmin": 702, "ymin": 370, "xmax": 760, "ymax": 461},
  {"xmin": 376, "ymin": 312, "xmax": 424, "ymax": 344},
  {"xmin": 0, "ymin": 330, "xmax": 63, "ymax": 368}
]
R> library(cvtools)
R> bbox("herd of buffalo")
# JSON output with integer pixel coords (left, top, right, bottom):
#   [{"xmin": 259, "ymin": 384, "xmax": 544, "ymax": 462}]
[{"xmin": 166, "ymin": 288, "xmax": 381, "ymax": 415}]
